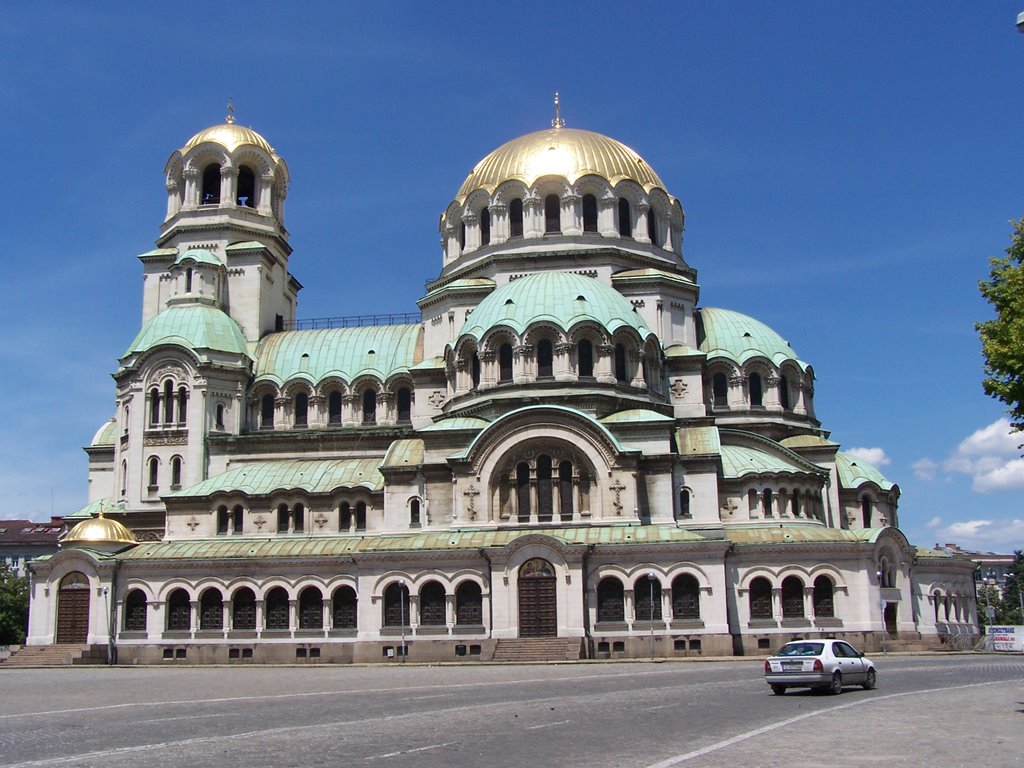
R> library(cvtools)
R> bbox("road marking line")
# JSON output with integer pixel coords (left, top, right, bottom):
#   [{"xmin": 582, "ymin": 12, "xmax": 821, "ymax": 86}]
[
  {"xmin": 641, "ymin": 678, "xmax": 1024, "ymax": 768},
  {"xmin": 526, "ymin": 720, "xmax": 570, "ymax": 730},
  {"xmin": 364, "ymin": 742, "xmax": 453, "ymax": 761}
]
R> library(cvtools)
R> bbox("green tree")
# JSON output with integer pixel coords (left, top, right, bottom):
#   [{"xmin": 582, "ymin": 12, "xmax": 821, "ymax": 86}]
[
  {"xmin": 0, "ymin": 563, "xmax": 29, "ymax": 645},
  {"xmin": 998, "ymin": 551, "xmax": 1024, "ymax": 626},
  {"xmin": 978, "ymin": 219, "xmax": 1024, "ymax": 434}
]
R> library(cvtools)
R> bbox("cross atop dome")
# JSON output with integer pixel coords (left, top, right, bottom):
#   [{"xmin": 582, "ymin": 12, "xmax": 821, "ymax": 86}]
[
  {"xmin": 551, "ymin": 91, "xmax": 565, "ymax": 128},
  {"xmin": 226, "ymin": 97, "xmax": 235, "ymax": 125}
]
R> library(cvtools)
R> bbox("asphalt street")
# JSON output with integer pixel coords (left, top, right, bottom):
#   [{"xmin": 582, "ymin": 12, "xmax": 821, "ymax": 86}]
[{"xmin": 0, "ymin": 655, "xmax": 1021, "ymax": 768}]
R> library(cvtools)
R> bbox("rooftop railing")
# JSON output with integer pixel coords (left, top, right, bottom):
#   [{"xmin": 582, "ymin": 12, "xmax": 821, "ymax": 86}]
[{"xmin": 285, "ymin": 313, "xmax": 421, "ymax": 331}]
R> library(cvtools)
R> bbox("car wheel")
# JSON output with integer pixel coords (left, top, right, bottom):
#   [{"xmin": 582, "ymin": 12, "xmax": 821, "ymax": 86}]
[
  {"xmin": 828, "ymin": 672, "xmax": 843, "ymax": 695},
  {"xmin": 771, "ymin": 684, "xmax": 786, "ymax": 696},
  {"xmin": 862, "ymin": 668, "xmax": 876, "ymax": 690}
]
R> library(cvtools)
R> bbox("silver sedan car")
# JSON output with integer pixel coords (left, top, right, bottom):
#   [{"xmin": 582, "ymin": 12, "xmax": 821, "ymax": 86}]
[{"xmin": 764, "ymin": 639, "xmax": 877, "ymax": 695}]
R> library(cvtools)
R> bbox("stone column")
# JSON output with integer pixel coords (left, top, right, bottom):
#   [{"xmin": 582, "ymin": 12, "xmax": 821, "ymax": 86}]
[
  {"xmin": 597, "ymin": 344, "xmax": 616, "ymax": 384},
  {"xmin": 635, "ymin": 202, "xmax": 651, "ymax": 244},
  {"xmin": 257, "ymin": 173, "xmax": 274, "ymax": 216},
  {"xmin": 562, "ymin": 193, "xmax": 581, "ymax": 235},
  {"xmin": 490, "ymin": 203, "xmax": 507, "ymax": 244},
  {"xmin": 182, "ymin": 168, "xmax": 199, "ymax": 211}
]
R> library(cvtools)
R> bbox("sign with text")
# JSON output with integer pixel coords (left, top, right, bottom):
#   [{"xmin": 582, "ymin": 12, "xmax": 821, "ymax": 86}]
[{"xmin": 987, "ymin": 625, "xmax": 1024, "ymax": 652}]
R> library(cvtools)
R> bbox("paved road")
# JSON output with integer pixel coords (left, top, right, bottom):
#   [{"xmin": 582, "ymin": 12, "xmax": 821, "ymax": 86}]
[{"xmin": 0, "ymin": 655, "xmax": 1021, "ymax": 767}]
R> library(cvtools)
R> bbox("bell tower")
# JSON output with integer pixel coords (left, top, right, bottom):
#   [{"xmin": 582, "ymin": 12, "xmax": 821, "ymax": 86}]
[{"xmin": 140, "ymin": 107, "xmax": 301, "ymax": 342}]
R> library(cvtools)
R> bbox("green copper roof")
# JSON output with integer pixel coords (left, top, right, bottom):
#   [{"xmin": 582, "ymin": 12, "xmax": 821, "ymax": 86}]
[
  {"xmin": 459, "ymin": 272, "xmax": 652, "ymax": 341},
  {"xmin": 676, "ymin": 426, "xmax": 721, "ymax": 456},
  {"xmin": 381, "ymin": 439, "xmax": 424, "ymax": 469},
  {"xmin": 67, "ymin": 498, "xmax": 127, "ymax": 521},
  {"xmin": 422, "ymin": 278, "xmax": 496, "ymax": 302},
  {"xmin": 720, "ymin": 444, "xmax": 819, "ymax": 478},
  {"xmin": 610, "ymin": 268, "xmax": 696, "ymax": 287},
  {"xmin": 420, "ymin": 416, "xmax": 490, "ymax": 432},
  {"xmin": 116, "ymin": 524, "xmax": 709, "ymax": 562},
  {"xmin": 90, "ymin": 418, "xmax": 117, "ymax": 447},
  {"xmin": 726, "ymin": 524, "xmax": 881, "ymax": 546},
  {"xmin": 168, "ymin": 459, "xmax": 384, "ymax": 498},
  {"xmin": 780, "ymin": 434, "xmax": 839, "ymax": 449},
  {"xmin": 697, "ymin": 308, "xmax": 807, "ymax": 370},
  {"xmin": 835, "ymin": 452, "xmax": 895, "ymax": 491},
  {"xmin": 174, "ymin": 248, "xmax": 222, "ymax": 267},
  {"xmin": 124, "ymin": 305, "xmax": 249, "ymax": 359},
  {"xmin": 599, "ymin": 409, "xmax": 674, "ymax": 424},
  {"xmin": 253, "ymin": 325, "xmax": 423, "ymax": 385},
  {"xmin": 454, "ymin": 405, "xmax": 627, "ymax": 460}
]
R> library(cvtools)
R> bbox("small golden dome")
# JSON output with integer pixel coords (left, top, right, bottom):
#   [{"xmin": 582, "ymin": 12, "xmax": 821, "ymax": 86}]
[
  {"xmin": 182, "ymin": 116, "xmax": 275, "ymax": 156},
  {"xmin": 62, "ymin": 513, "xmax": 137, "ymax": 547},
  {"xmin": 455, "ymin": 127, "xmax": 668, "ymax": 203}
]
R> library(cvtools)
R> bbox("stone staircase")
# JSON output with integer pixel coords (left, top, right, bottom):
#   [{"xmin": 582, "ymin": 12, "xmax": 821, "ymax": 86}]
[
  {"xmin": 0, "ymin": 644, "xmax": 108, "ymax": 668},
  {"xmin": 491, "ymin": 638, "xmax": 583, "ymax": 662}
]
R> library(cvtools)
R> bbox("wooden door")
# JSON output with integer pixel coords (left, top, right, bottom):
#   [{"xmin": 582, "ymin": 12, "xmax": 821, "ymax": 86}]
[
  {"xmin": 56, "ymin": 576, "xmax": 90, "ymax": 644},
  {"xmin": 518, "ymin": 558, "xmax": 557, "ymax": 637}
]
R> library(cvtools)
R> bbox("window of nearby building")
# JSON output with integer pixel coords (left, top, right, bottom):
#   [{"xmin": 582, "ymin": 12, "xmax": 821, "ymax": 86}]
[
  {"xmin": 185, "ymin": 267, "xmax": 193, "ymax": 293},
  {"xmin": 163, "ymin": 381, "xmax": 174, "ymax": 423},
  {"xmin": 861, "ymin": 496, "xmax": 873, "ymax": 527},
  {"xmin": 294, "ymin": 392, "xmax": 308, "ymax": 427},
  {"xmin": 293, "ymin": 503, "xmax": 305, "ymax": 533},
  {"xmin": 536, "ymin": 455, "xmax": 553, "ymax": 522},
  {"xmin": 509, "ymin": 198, "xmax": 523, "ymax": 238},
  {"xmin": 813, "ymin": 576, "xmax": 835, "ymax": 618},
  {"xmin": 582, "ymin": 194, "xmax": 598, "ymax": 232},
  {"xmin": 597, "ymin": 577, "xmax": 625, "ymax": 623},
  {"xmin": 150, "ymin": 387, "xmax": 161, "ymax": 425},
  {"xmin": 647, "ymin": 207, "xmax": 658, "ymax": 244},
  {"xmin": 516, "ymin": 462, "xmax": 531, "ymax": 522},
  {"xmin": 634, "ymin": 577, "xmax": 663, "ymax": 621},
  {"xmin": 383, "ymin": 582, "xmax": 410, "ymax": 627},
  {"xmin": 456, "ymin": 581, "xmax": 482, "ymax": 625},
  {"xmin": 672, "ymin": 574, "xmax": 701, "ymax": 620},
  {"xmin": 147, "ymin": 456, "xmax": 159, "ymax": 490},
  {"xmin": 177, "ymin": 386, "xmax": 187, "ymax": 424},
  {"xmin": 261, "ymin": 394, "xmax": 275, "ymax": 429},
  {"xmin": 749, "ymin": 577, "xmax": 772, "ymax": 619},
  {"xmin": 328, "ymin": 391, "xmax": 342, "ymax": 424},
  {"xmin": 397, "ymin": 387, "xmax": 411, "ymax": 423},
  {"xmin": 236, "ymin": 165, "xmax": 255, "ymax": 207},
  {"xmin": 201, "ymin": 163, "xmax": 221, "ymax": 205},
  {"xmin": 749, "ymin": 373, "xmax": 763, "ymax": 407},
  {"xmin": 200, "ymin": 588, "xmax": 223, "ymax": 630},
  {"xmin": 480, "ymin": 207, "xmax": 491, "ymax": 245},
  {"xmin": 678, "ymin": 488, "xmax": 691, "ymax": 519},
  {"xmin": 762, "ymin": 489, "xmax": 774, "ymax": 517},
  {"xmin": 471, "ymin": 353, "xmax": 481, "ymax": 389},
  {"xmin": 166, "ymin": 588, "xmax": 191, "ymax": 631},
  {"xmin": 333, "ymin": 586, "xmax": 357, "ymax": 629},
  {"xmin": 217, "ymin": 505, "xmax": 231, "ymax": 535},
  {"xmin": 124, "ymin": 589, "xmax": 147, "ymax": 631},
  {"xmin": 354, "ymin": 501, "xmax": 366, "ymax": 531},
  {"xmin": 779, "ymin": 375, "xmax": 791, "ymax": 410},
  {"xmin": 362, "ymin": 390, "xmax": 376, "ymax": 425},
  {"xmin": 298, "ymin": 586, "xmax": 323, "ymax": 629},
  {"xmin": 459, "ymin": 221, "xmax": 466, "ymax": 251},
  {"xmin": 232, "ymin": 588, "xmax": 256, "ymax": 630},
  {"xmin": 578, "ymin": 339, "xmax": 593, "ymax": 378},
  {"xmin": 712, "ymin": 372, "xmax": 728, "ymax": 407},
  {"xmin": 614, "ymin": 344, "xmax": 628, "ymax": 383},
  {"xmin": 781, "ymin": 576, "xmax": 804, "ymax": 618},
  {"xmin": 265, "ymin": 587, "xmax": 289, "ymax": 630},
  {"xmin": 419, "ymin": 581, "xmax": 446, "ymax": 625},
  {"xmin": 558, "ymin": 461, "xmax": 573, "ymax": 520},
  {"xmin": 537, "ymin": 339, "xmax": 553, "ymax": 379},
  {"xmin": 170, "ymin": 456, "xmax": 182, "ymax": 488},
  {"xmin": 409, "ymin": 499, "xmax": 421, "ymax": 527},
  {"xmin": 544, "ymin": 194, "xmax": 560, "ymax": 233},
  {"xmin": 232, "ymin": 504, "xmax": 243, "ymax": 534},
  {"xmin": 618, "ymin": 198, "xmax": 632, "ymax": 237},
  {"xmin": 277, "ymin": 503, "xmax": 289, "ymax": 533},
  {"xmin": 215, "ymin": 403, "xmax": 225, "ymax": 429},
  {"xmin": 499, "ymin": 343, "xmax": 513, "ymax": 383},
  {"xmin": 340, "ymin": 501, "xmax": 352, "ymax": 532}
]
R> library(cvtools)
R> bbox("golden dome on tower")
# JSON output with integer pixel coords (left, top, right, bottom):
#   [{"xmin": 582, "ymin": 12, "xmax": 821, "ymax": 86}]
[
  {"xmin": 181, "ymin": 106, "xmax": 276, "ymax": 156},
  {"xmin": 62, "ymin": 512, "xmax": 137, "ymax": 548},
  {"xmin": 455, "ymin": 126, "xmax": 669, "ymax": 204}
]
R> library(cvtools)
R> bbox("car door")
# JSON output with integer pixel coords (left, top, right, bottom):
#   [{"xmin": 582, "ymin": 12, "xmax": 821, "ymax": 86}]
[{"xmin": 834, "ymin": 641, "xmax": 865, "ymax": 683}]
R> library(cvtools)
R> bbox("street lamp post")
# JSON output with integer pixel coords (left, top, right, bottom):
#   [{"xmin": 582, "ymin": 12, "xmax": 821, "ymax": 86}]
[
  {"xmin": 647, "ymin": 572, "xmax": 656, "ymax": 660},
  {"xmin": 399, "ymin": 579, "xmax": 407, "ymax": 663},
  {"xmin": 876, "ymin": 570, "xmax": 887, "ymax": 654}
]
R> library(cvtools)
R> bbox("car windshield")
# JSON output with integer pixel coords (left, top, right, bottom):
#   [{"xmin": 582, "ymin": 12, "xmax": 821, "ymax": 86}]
[{"xmin": 776, "ymin": 642, "xmax": 824, "ymax": 657}]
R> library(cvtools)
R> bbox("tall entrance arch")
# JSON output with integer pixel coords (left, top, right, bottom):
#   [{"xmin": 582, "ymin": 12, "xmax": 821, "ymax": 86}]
[
  {"xmin": 518, "ymin": 558, "xmax": 557, "ymax": 637},
  {"xmin": 56, "ymin": 572, "xmax": 90, "ymax": 644}
]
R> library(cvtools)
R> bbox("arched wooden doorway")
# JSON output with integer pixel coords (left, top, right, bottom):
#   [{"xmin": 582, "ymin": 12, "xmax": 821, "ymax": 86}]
[
  {"xmin": 56, "ymin": 572, "xmax": 90, "ymax": 644},
  {"xmin": 518, "ymin": 558, "xmax": 557, "ymax": 637}
]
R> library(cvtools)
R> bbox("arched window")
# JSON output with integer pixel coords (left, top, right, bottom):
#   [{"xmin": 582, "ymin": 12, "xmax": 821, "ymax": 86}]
[
  {"xmin": 355, "ymin": 501, "xmax": 366, "ymax": 531},
  {"xmin": 480, "ymin": 207, "xmax": 491, "ymax": 245},
  {"xmin": 614, "ymin": 344, "xmax": 628, "ymax": 383},
  {"xmin": 294, "ymin": 392, "xmax": 308, "ymax": 427},
  {"xmin": 199, "ymin": 588, "xmax": 222, "ymax": 630},
  {"xmin": 419, "ymin": 581, "xmax": 446, "ymax": 626},
  {"xmin": 635, "ymin": 576, "xmax": 663, "ymax": 621},
  {"xmin": 217, "ymin": 505, "xmax": 230, "ymax": 535},
  {"xmin": 362, "ymin": 389, "xmax": 376, "ymax": 425},
  {"xmin": 498, "ymin": 343, "xmax": 513, "ymax": 383},
  {"xmin": 383, "ymin": 582, "xmax": 410, "ymax": 627},
  {"xmin": 537, "ymin": 339, "xmax": 553, "ymax": 378},
  {"xmin": 123, "ymin": 589, "xmax": 147, "ymax": 631},
  {"xmin": 201, "ymin": 163, "xmax": 221, "ymax": 205},
  {"xmin": 509, "ymin": 198, "xmax": 523, "ymax": 238},
  {"xmin": 177, "ymin": 386, "xmax": 187, "ymax": 424},
  {"xmin": 293, "ymin": 503, "xmax": 305, "ymax": 533},
  {"xmin": 236, "ymin": 166, "xmax": 255, "ymax": 207},
  {"xmin": 781, "ymin": 576, "xmax": 804, "ymax": 618},
  {"xmin": 397, "ymin": 388, "xmax": 411, "ymax": 423},
  {"xmin": 340, "ymin": 501, "xmax": 352, "ymax": 532},
  {"xmin": 749, "ymin": 373, "xmax": 763, "ymax": 407},
  {"xmin": 166, "ymin": 588, "xmax": 191, "ymax": 631},
  {"xmin": 298, "ymin": 586, "xmax": 323, "ymax": 629},
  {"xmin": 265, "ymin": 587, "xmax": 289, "ymax": 630},
  {"xmin": 813, "ymin": 576, "xmax": 835, "ymax": 618},
  {"xmin": 459, "ymin": 221, "xmax": 466, "ymax": 251},
  {"xmin": 147, "ymin": 456, "xmax": 159, "ymax": 490},
  {"xmin": 559, "ymin": 461, "xmax": 573, "ymax": 520},
  {"xmin": 861, "ymin": 496, "xmax": 873, "ymax": 527},
  {"xmin": 779, "ymin": 375, "xmax": 791, "ymax": 410},
  {"xmin": 277, "ymin": 503, "xmax": 290, "ymax": 533},
  {"xmin": 260, "ymin": 394, "xmax": 275, "ymax": 429},
  {"xmin": 678, "ymin": 488, "xmax": 691, "ymax": 519},
  {"xmin": 332, "ymin": 586, "xmax": 357, "ymax": 629},
  {"xmin": 232, "ymin": 588, "xmax": 256, "ymax": 630},
  {"xmin": 618, "ymin": 198, "xmax": 632, "ymax": 237},
  {"xmin": 536, "ymin": 454, "xmax": 553, "ymax": 521},
  {"xmin": 749, "ymin": 577, "xmax": 772, "ymax": 619},
  {"xmin": 471, "ymin": 354, "xmax": 481, "ymax": 389},
  {"xmin": 232, "ymin": 504, "xmax": 244, "ymax": 534},
  {"xmin": 163, "ymin": 380, "xmax": 174, "ymax": 423},
  {"xmin": 328, "ymin": 391, "xmax": 343, "ymax": 424},
  {"xmin": 456, "ymin": 581, "xmax": 483, "ymax": 625},
  {"xmin": 120, "ymin": 460, "xmax": 127, "ymax": 497},
  {"xmin": 762, "ymin": 489, "xmax": 774, "ymax": 517},
  {"xmin": 647, "ymin": 207, "xmax": 659, "ymax": 244},
  {"xmin": 713, "ymin": 372, "xmax": 728, "ymax": 407},
  {"xmin": 582, "ymin": 194, "xmax": 598, "ymax": 232},
  {"xmin": 578, "ymin": 339, "xmax": 594, "ymax": 378},
  {"xmin": 410, "ymin": 499, "xmax": 421, "ymax": 527},
  {"xmin": 516, "ymin": 462, "xmax": 531, "ymax": 521},
  {"xmin": 215, "ymin": 403, "xmax": 225, "ymax": 429},
  {"xmin": 185, "ymin": 267, "xmax": 193, "ymax": 293},
  {"xmin": 544, "ymin": 194, "xmax": 561, "ymax": 233},
  {"xmin": 672, "ymin": 574, "xmax": 701, "ymax": 620},
  {"xmin": 150, "ymin": 387, "xmax": 160, "ymax": 425},
  {"xmin": 170, "ymin": 456, "xmax": 182, "ymax": 488},
  {"xmin": 597, "ymin": 577, "xmax": 624, "ymax": 623}
]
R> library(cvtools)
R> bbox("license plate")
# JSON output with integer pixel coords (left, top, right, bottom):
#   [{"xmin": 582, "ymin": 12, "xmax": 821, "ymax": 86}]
[{"xmin": 782, "ymin": 662, "xmax": 802, "ymax": 671}]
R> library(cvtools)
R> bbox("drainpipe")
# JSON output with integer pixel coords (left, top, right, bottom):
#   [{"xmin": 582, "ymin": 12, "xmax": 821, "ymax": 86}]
[
  {"xmin": 479, "ymin": 548, "xmax": 494, "ymax": 650},
  {"xmin": 581, "ymin": 544, "xmax": 595, "ymax": 659},
  {"xmin": 107, "ymin": 561, "xmax": 120, "ymax": 665}
]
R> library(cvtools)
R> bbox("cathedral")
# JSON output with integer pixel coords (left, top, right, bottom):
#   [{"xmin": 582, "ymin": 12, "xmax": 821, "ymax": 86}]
[{"xmin": 25, "ymin": 105, "xmax": 978, "ymax": 663}]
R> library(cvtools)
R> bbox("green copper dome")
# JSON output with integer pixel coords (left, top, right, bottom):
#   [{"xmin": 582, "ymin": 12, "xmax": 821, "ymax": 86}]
[
  {"xmin": 124, "ymin": 305, "xmax": 249, "ymax": 358},
  {"xmin": 836, "ymin": 451, "xmax": 895, "ymax": 491},
  {"xmin": 697, "ymin": 308, "xmax": 807, "ymax": 370},
  {"xmin": 459, "ymin": 272, "xmax": 652, "ymax": 341}
]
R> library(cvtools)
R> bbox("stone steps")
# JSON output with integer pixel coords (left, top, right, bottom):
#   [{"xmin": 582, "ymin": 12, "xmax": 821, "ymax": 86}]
[
  {"xmin": 491, "ymin": 638, "xmax": 582, "ymax": 662},
  {"xmin": 0, "ymin": 644, "xmax": 107, "ymax": 668}
]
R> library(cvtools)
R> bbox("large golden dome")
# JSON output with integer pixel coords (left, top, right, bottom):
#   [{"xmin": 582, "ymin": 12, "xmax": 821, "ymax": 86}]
[
  {"xmin": 63, "ymin": 513, "xmax": 137, "ymax": 547},
  {"xmin": 182, "ymin": 116, "xmax": 276, "ymax": 156},
  {"xmin": 455, "ymin": 127, "xmax": 668, "ymax": 203}
]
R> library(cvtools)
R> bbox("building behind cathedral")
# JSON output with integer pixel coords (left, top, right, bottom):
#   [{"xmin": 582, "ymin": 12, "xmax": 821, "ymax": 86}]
[{"xmin": 25, "ymin": 108, "xmax": 978, "ymax": 662}]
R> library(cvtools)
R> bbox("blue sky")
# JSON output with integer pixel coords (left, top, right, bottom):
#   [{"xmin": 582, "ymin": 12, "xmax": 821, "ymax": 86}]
[{"xmin": 2, "ymin": 3, "xmax": 1022, "ymax": 552}]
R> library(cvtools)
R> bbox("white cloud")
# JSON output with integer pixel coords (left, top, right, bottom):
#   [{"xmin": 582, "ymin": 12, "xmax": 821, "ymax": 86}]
[
  {"xmin": 942, "ymin": 419, "xmax": 1024, "ymax": 493},
  {"xmin": 846, "ymin": 447, "xmax": 891, "ymax": 467},
  {"xmin": 936, "ymin": 518, "xmax": 1024, "ymax": 551},
  {"xmin": 925, "ymin": 516, "xmax": 942, "ymax": 529},
  {"xmin": 912, "ymin": 458, "xmax": 938, "ymax": 481}
]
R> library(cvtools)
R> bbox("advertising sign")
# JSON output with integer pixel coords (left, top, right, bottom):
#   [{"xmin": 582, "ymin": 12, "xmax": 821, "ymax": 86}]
[{"xmin": 987, "ymin": 625, "xmax": 1024, "ymax": 652}]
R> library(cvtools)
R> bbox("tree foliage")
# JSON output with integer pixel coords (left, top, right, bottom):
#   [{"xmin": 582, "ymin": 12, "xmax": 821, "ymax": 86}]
[
  {"xmin": 978, "ymin": 219, "xmax": 1024, "ymax": 434},
  {"xmin": 997, "ymin": 550, "xmax": 1024, "ymax": 626},
  {"xmin": 0, "ymin": 563, "xmax": 29, "ymax": 645}
]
